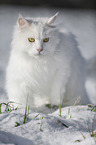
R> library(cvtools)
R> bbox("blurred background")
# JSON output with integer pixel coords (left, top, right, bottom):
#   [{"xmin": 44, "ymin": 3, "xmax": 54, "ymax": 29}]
[
  {"xmin": 0, "ymin": 0, "xmax": 96, "ymax": 9},
  {"xmin": 0, "ymin": 0, "xmax": 96, "ymax": 104}
]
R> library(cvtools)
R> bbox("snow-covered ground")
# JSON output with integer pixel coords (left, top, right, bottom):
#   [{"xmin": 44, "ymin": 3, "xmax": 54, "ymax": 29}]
[
  {"xmin": 0, "ymin": 105, "xmax": 96, "ymax": 145},
  {"xmin": 0, "ymin": 5, "xmax": 96, "ymax": 145}
]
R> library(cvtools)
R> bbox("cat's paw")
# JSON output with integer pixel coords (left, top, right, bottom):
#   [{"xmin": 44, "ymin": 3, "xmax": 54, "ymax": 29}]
[{"xmin": 45, "ymin": 104, "xmax": 58, "ymax": 109}]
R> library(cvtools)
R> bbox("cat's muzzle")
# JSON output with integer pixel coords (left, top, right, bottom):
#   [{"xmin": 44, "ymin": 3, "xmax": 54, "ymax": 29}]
[{"xmin": 37, "ymin": 48, "xmax": 43, "ymax": 53}]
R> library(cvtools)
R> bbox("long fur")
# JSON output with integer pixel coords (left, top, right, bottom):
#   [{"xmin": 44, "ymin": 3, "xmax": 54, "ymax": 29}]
[{"xmin": 6, "ymin": 14, "xmax": 90, "ymax": 111}]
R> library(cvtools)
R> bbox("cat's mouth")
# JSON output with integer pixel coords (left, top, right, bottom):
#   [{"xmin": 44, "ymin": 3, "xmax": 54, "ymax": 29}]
[
  {"xmin": 36, "ymin": 48, "xmax": 43, "ymax": 56},
  {"xmin": 34, "ymin": 51, "xmax": 43, "ymax": 57},
  {"xmin": 36, "ymin": 51, "xmax": 42, "ymax": 55}
]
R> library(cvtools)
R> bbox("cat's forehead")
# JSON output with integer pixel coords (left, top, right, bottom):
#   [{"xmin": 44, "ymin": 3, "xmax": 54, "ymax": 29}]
[
  {"xmin": 26, "ymin": 20, "xmax": 49, "ymax": 37},
  {"xmin": 26, "ymin": 17, "xmax": 46, "ymax": 28},
  {"xmin": 31, "ymin": 21, "xmax": 44, "ymax": 30},
  {"xmin": 19, "ymin": 17, "xmax": 54, "ymax": 38},
  {"xmin": 29, "ymin": 23, "xmax": 44, "ymax": 37},
  {"xmin": 26, "ymin": 17, "xmax": 48, "ymax": 24}
]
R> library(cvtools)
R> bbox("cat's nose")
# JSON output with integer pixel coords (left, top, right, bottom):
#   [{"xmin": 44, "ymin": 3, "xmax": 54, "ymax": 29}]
[{"xmin": 37, "ymin": 48, "xmax": 43, "ymax": 53}]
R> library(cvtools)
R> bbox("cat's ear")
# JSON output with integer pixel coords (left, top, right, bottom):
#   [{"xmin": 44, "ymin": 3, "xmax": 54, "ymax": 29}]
[
  {"xmin": 47, "ymin": 12, "xmax": 59, "ymax": 25},
  {"xmin": 18, "ymin": 14, "xmax": 30, "ymax": 28}
]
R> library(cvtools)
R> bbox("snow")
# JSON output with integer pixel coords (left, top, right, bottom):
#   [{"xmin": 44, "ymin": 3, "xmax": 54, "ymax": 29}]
[
  {"xmin": 0, "ymin": 106, "xmax": 96, "ymax": 145},
  {"xmin": 0, "ymin": 5, "xmax": 96, "ymax": 145}
]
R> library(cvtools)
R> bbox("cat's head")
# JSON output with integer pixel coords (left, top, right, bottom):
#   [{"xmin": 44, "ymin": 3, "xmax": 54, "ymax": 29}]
[{"xmin": 12, "ymin": 13, "xmax": 59, "ymax": 57}]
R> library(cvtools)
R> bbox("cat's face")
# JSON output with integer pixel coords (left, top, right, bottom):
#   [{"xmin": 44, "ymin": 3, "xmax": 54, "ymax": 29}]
[{"xmin": 13, "ymin": 13, "xmax": 59, "ymax": 58}]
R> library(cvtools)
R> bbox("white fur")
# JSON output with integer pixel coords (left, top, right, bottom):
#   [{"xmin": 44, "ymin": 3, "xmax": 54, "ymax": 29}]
[{"xmin": 6, "ymin": 14, "xmax": 90, "ymax": 111}]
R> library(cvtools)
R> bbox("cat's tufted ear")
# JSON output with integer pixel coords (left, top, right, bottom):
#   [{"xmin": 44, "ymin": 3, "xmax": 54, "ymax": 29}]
[
  {"xmin": 18, "ymin": 14, "xmax": 30, "ymax": 28},
  {"xmin": 47, "ymin": 12, "xmax": 59, "ymax": 25}
]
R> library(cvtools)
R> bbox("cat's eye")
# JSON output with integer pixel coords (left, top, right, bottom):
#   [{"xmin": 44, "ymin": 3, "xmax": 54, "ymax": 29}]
[
  {"xmin": 43, "ymin": 38, "xmax": 49, "ymax": 42},
  {"xmin": 28, "ymin": 38, "xmax": 35, "ymax": 42}
]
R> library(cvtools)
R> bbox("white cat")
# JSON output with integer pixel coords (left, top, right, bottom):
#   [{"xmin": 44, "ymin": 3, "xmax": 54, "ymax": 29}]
[{"xmin": 6, "ymin": 13, "xmax": 90, "ymax": 112}]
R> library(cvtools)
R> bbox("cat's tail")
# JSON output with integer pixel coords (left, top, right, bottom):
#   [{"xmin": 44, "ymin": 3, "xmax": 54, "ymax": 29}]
[{"xmin": 85, "ymin": 56, "xmax": 96, "ymax": 105}]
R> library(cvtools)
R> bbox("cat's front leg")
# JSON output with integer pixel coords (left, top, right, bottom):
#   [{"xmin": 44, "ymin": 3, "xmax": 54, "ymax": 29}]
[
  {"xmin": 51, "ymin": 70, "xmax": 70, "ymax": 106},
  {"xmin": 51, "ymin": 84, "xmax": 65, "ymax": 106}
]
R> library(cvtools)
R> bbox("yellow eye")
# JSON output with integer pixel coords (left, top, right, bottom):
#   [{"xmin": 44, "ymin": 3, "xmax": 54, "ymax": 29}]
[
  {"xmin": 43, "ymin": 38, "xmax": 49, "ymax": 42},
  {"xmin": 28, "ymin": 38, "xmax": 35, "ymax": 42}
]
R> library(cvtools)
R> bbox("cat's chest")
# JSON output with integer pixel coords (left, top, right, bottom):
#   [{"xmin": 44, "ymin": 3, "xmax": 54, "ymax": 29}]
[
  {"xmin": 16, "ymin": 56, "xmax": 58, "ymax": 83},
  {"xmin": 18, "ymin": 58, "xmax": 58, "ymax": 93},
  {"xmin": 27, "ymin": 60, "xmax": 57, "ymax": 79}
]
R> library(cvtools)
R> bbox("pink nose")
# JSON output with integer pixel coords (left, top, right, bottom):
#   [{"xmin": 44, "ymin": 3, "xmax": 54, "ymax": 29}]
[{"xmin": 37, "ymin": 48, "xmax": 43, "ymax": 53}]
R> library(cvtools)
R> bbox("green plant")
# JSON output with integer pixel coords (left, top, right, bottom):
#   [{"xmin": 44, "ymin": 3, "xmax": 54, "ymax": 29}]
[
  {"xmin": 34, "ymin": 114, "xmax": 39, "ymax": 119},
  {"xmin": 81, "ymin": 133, "xmax": 86, "ymax": 139},
  {"xmin": 23, "ymin": 97, "xmax": 30, "ymax": 124},
  {"xmin": 57, "ymin": 120, "xmax": 68, "ymax": 128},
  {"xmin": 75, "ymin": 133, "xmax": 86, "ymax": 143},
  {"xmin": 88, "ymin": 104, "xmax": 96, "ymax": 112},
  {"xmin": 75, "ymin": 140, "xmax": 81, "ymax": 142},
  {"xmin": 91, "ymin": 130, "xmax": 96, "ymax": 137},
  {"xmin": 15, "ymin": 97, "xmax": 30, "ymax": 127},
  {"xmin": 40, "ymin": 117, "xmax": 43, "ymax": 131},
  {"xmin": 37, "ymin": 116, "xmax": 43, "ymax": 131},
  {"xmin": 68, "ymin": 108, "xmax": 72, "ymax": 119},
  {"xmin": 88, "ymin": 115, "xmax": 96, "ymax": 144},
  {"xmin": 15, "ymin": 122, "xmax": 21, "ymax": 127},
  {"xmin": 74, "ymin": 96, "xmax": 81, "ymax": 106},
  {"xmin": 59, "ymin": 102, "xmax": 61, "ymax": 117},
  {"xmin": 59, "ymin": 90, "xmax": 62, "ymax": 117},
  {"xmin": 0, "ymin": 101, "xmax": 18, "ymax": 114}
]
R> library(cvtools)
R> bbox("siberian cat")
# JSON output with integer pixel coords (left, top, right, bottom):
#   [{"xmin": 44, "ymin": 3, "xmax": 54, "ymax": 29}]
[{"xmin": 6, "ymin": 13, "xmax": 90, "ymax": 112}]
